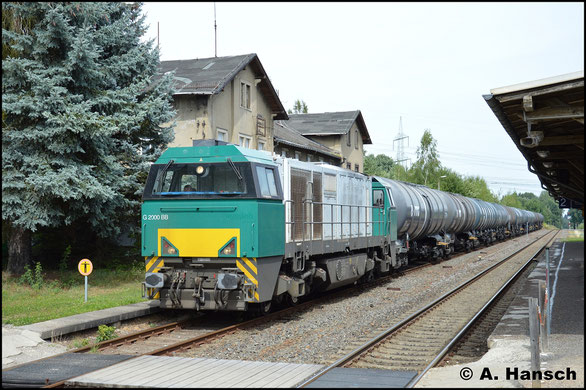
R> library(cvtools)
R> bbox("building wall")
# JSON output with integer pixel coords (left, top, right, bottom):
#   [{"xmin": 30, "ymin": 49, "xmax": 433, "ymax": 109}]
[
  {"xmin": 168, "ymin": 66, "xmax": 275, "ymax": 151},
  {"xmin": 306, "ymin": 123, "xmax": 364, "ymax": 172},
  {"xmin": 169, "ymin": 95, "xmax": 209, "ymax": 147}
]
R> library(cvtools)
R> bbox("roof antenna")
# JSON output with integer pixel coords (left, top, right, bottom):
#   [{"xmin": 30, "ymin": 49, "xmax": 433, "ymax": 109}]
[{"xmin": 214, "ymin": 2, "xmax": 217, "ymax": 57}]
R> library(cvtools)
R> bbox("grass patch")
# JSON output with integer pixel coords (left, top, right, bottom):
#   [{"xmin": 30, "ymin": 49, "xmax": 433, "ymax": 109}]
[
  {"xmin": 562, "ymin": 229, "xmax": 584, "ymax": 242},
  {"xmin": 2, "ymin": 266, "xmax": 147, "ymax": 326},
  {"xmin": 562, "ymin": 236, "xmax": 584, "ymax": 242}
]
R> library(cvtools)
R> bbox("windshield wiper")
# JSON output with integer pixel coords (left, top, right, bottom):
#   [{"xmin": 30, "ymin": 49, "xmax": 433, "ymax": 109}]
[{"xmin": 226, "ymin": 158, "xmax": 243, "ymax": 181}]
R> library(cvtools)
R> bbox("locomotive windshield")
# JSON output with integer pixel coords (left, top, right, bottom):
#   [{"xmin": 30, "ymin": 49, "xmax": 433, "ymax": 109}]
[{"xmin": 143, "ymin": 161, "xmax": 257, "ymax": 199}]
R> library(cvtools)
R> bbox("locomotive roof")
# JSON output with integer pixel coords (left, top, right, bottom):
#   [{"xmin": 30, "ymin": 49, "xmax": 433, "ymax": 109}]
[{"xmin": 155, "ymin": 144, "xmax": 276, "ymax": 165}]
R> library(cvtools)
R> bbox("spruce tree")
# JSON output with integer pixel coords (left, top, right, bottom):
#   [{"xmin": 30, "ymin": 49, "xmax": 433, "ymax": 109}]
[{"xmin": 2, "ymin": 2, "xmax": 176, "ymax": 274}]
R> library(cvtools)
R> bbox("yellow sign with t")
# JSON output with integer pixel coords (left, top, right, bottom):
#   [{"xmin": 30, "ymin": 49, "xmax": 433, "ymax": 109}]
[{"xmin": 78, "ymin": 259, "xmax": 93, "ymax": 302}]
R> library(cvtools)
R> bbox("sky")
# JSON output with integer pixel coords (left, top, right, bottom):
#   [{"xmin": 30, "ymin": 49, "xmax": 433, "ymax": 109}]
[{"xmin": 140, "ymin": 2, "xmax": 584, "ymax": 197}]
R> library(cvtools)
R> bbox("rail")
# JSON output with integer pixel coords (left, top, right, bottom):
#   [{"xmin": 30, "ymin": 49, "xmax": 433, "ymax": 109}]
[{"xmin": 296, "ymin": 229, "xmax": 555, "ymax": 388}]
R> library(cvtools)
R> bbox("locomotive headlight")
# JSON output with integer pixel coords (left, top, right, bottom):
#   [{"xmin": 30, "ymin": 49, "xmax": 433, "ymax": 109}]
[
  {"xmin": 163, "ymin": 240, "xmax": 178, "ymax": 255},
  {"xmin": 196, "ymin": 165, "xmax": 205, "ymax": 175},
  {"xmin": 220, "ymin": 238, "xmax": 236, "ymax": 256},
  {"xmin": 222, "ymin": 243, "xmax": 233, "ymax": 255}
]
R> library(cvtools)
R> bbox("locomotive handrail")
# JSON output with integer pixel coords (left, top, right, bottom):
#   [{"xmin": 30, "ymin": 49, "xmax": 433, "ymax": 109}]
[{"xmin": 284, "ymin": 199, "xmax": 384, "ymax": 244}]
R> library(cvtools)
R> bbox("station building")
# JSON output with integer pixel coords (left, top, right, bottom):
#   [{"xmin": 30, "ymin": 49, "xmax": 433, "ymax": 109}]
[{"xmin": 157, "ymin": 53, "xmax": 371, "ymax": 173}]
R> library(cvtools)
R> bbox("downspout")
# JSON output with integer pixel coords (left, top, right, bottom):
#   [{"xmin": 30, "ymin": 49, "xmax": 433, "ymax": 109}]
[{"xmin": 209, "ymin": 94, "xmax": 214, "ymax": 140}]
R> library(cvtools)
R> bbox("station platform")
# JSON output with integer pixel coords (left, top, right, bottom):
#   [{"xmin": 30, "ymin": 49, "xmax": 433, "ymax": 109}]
[
  {"xmin": 3, "ymin": 300, "xmax": 161, "ymax": 370},
  {"xmin": 417, "ymin": 230, "xmax": 584, "ymax": 388},
  {"xmin": 65, "ymin": 355, "xmax": 323, "ymax": 388},
  {"xmin": 19, "ymin": 300, "xmax": 160, "ymax": 340}
]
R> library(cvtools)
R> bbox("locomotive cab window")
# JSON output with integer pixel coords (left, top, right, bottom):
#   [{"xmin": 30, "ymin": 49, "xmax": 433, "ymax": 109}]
[
  {"xmin": 143, "ymin": 161, "xmax": 257, "ymax": 199},
  {"xmin": 373, "ymin": 189, "xmax": 384, "ymax": 207},
  {"xmin": 254, "ymin": 166, "xmax": 281, "ymax": 199}
]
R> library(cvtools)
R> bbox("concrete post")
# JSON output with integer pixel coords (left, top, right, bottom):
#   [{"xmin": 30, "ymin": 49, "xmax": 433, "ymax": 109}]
[
  {"xmin": 545, "ymin": 248, "xmax": 552, "ymax": 347},
  {"xmin": 529, "ymin": 297, "xmax": 541, "ymax": 388},
  {"xmin": 538, "ymin": 281, "xmax": 548, "ymax": 351}
]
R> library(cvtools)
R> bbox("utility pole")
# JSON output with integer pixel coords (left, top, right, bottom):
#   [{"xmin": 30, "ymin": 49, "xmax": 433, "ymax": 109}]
[
  {"xmin": 393, "ymin": 116, "xmax": 410, "ymax": 169},
  {"xmin": 438, "ymin": 175, "xmax": 447, "ymax": 190}
]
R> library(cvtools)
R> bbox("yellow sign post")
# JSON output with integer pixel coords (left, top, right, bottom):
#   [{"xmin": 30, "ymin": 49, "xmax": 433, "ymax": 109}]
[{"xmin": 78, "ymin": 259, "xmax": 93, "ymax": 302}]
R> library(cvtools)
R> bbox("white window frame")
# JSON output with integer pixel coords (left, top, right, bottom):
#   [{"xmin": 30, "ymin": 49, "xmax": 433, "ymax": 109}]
[
  {"xmin": 239, "ymin": 134, "xmax": 252, "ymax": 149},
  {"xmin": 355, "ymin": 129, "xmax": 359, "ymax": 149},
  {"xmin": 240, "ymin": 81, "xmax": 251, "ymax": 110},
  {"xmin": 295, "ymin": 151, "xmax": 300, "ymax": 160},
  {"xmin": 257, "ymin": 140, "xmax": 265, "ymax": 151},
  {"xmin": 216, "ymin": 128, "xmax": 228, "ymax": 142}
]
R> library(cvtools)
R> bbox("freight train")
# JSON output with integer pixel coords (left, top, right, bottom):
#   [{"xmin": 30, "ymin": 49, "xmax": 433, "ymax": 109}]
[{"xmin": 141, "ymin": 141, "xmax": 543, "ymax": 313}]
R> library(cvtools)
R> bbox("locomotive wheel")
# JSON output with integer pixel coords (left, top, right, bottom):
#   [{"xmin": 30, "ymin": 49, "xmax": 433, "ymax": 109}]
[
  {"xmin": 249, "ymin": 301, "xmax": 272, "ymax": 315},
  {"xmin": 258, "ymin": 301, "xmax": 272, "ymax": 315},
  {"xmin": 285, "ymin": 294, "xmax": 299, "ymax": 307}
]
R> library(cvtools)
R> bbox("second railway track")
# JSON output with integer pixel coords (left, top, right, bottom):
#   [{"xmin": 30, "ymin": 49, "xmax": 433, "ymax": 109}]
[{"xmin": 298, "ymin": 229, "xmax": 558, "ymax": 387}]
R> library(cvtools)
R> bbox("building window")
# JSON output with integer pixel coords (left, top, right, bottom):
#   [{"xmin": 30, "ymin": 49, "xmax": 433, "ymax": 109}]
[
  {"xmin": 257, "ymin": 140, "xmax": 265, "ymax": 151},
  {"xmin": 346, "ymin": 162, "xmax": 351, "ymax": 170},
  {"xmin": 295, "ymin": 151, "xmax": 300, "ymax": 160},
  {"xmin": 347, "ymin": 131, "xmax": 351, "ymax": 147},
  {"xmin": 240, "ymin": 81, "xmax": 251, "ymax": 110},
  {"xmin": 217, "ymin": 128, "xmax": 228, "ymax": 142},
  {"xmin": 239, "ymin": 134, "xmax": 251, "ymax": 149},
  {"xmin": 281, "ymin": 148, "xmax": 289, "ymax": 158},
  {"xmin": 319, "ymin": 157, "xmax": 324, "ymax": 162},
  {"xmin": 307, "ymin": 155, "xmax": 312, "ymax": 162},
  {"xmin": 355, "ymin": 129, "xmax": 359, "ymax": 149},
  {"xmin": 355, "ymin": 164, "xmax": 359, "ymax": 172},
  {"xmin": 256, "ymin": 114, "xmax": 266, "ymax": 136}
]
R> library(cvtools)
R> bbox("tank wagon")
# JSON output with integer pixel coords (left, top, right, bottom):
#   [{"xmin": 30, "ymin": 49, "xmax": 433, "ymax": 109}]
[{"xmin": 141, "ymin": 142, "xmax": 543, "ymax": 312}]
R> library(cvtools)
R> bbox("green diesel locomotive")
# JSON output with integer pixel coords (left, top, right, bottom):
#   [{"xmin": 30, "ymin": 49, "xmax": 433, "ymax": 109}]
[{"xmin": 142, "ymin": 141, "xmax": 542, "ymax": 312}]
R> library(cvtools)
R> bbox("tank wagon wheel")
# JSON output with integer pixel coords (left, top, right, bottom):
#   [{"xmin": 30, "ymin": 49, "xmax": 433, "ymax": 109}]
[{"xmin": 443, "ymin": 247, "xmax": 451, "ymax": 260}]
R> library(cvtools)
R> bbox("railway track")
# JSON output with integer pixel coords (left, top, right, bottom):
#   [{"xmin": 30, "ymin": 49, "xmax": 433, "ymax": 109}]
[
  {"xmin": 66, "ymin": 235, "xmax": 536, "ymax": 358},
  {"xmin": 42, "ymin": 231, "xmax": 549, "ymax": 388},
  {"xmin": 297, "ymin": 229, "xmax": 558, "ymax": 388}
]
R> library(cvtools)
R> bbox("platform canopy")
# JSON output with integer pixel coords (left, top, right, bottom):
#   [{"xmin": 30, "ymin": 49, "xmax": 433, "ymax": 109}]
[{"xmin": 484, "ymin": 71, "xmax": 584, "ymax": 210}]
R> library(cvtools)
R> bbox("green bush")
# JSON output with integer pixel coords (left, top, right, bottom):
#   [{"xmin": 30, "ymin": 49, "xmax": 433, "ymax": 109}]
[
  {"xmin": 59, "ymin": 245, "xmax": 72, "ymax": 272},
  {"xmin": 73, "ymin": 338, "xmax": 90, "ymax": 349},
  {"xmin": 18, "ymin": 262, "xmax": 44, "ymax": 290},
  {"xmin": 96, "ymin": 324, "xmax": 118, "ymax": 342}
]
